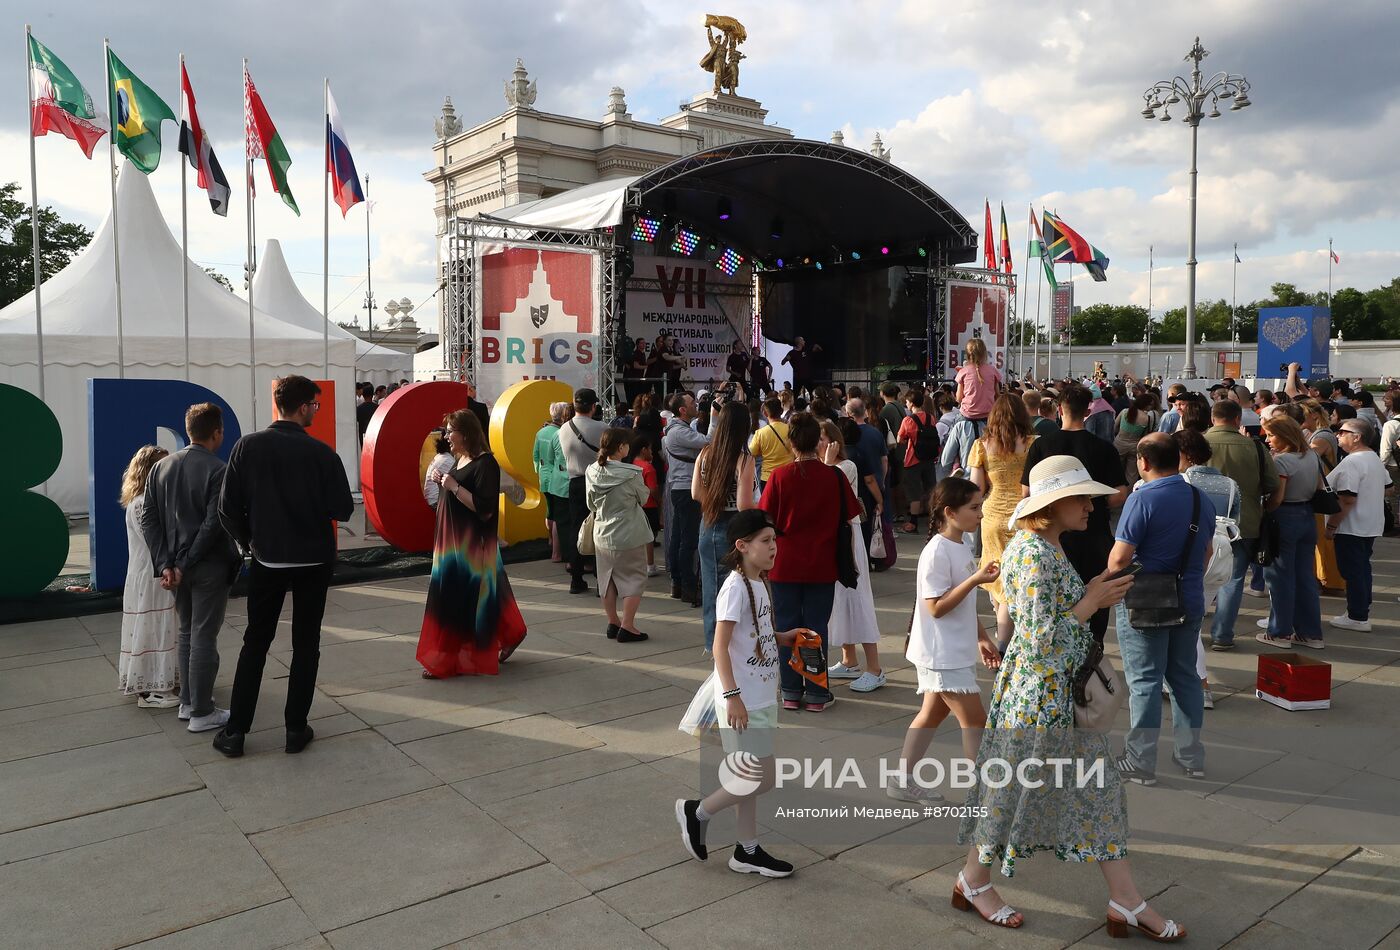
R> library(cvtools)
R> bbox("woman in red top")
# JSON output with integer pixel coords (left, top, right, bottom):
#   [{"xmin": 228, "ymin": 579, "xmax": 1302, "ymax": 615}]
[
  {"xmin": 759, "ymin": 412, "xmax": 860, "ymax": 712},
  {"xmin": 627, "ymin": 435, "xmax": 661, "ymax": 576},
  {"xmin": 897, "ymin": 388, "xmax": 940, "ymax": 534}
]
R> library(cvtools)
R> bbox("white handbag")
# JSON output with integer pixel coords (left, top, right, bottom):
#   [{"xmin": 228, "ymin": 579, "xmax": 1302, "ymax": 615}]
[{"xmin": 577, "ymin": 513, "xmax": 597, "ymax": 556}]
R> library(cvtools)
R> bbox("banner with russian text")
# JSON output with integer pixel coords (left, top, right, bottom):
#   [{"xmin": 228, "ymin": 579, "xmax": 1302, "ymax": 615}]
[{"xmin": 626, "ymin": 254, "xmax": 752, "ymax": 387}]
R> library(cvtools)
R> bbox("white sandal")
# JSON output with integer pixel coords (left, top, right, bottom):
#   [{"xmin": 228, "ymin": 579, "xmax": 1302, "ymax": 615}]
[
  {"xmin": 951, "ymin": 871, "xmax": 1022, "ymax": 928},
  {"xmin": 1106, "ymin": 899, "xmax": 1185, "ymax": 941}
]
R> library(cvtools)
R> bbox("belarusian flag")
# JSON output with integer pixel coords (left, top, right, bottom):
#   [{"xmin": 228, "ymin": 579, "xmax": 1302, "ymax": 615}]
[
  {"xmin": 108, "ymin": 47, "xmax": 176, "ymax": 174},
  {"xmin": 244, "ymin": 66, "xmax": 299, "ymax": 215},
  {"xmin": 1028, "ymin": 205, "xmax": 1058, "ymax": 290},
  {"xmin": 28, "ymin": 33, "xmax": 106, "ymax": 158}
]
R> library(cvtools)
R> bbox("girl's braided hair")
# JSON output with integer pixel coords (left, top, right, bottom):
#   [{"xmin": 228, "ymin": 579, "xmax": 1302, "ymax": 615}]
[{"xmin": 722, "ymin": 536, "xmax": 772, "ymax": 661}]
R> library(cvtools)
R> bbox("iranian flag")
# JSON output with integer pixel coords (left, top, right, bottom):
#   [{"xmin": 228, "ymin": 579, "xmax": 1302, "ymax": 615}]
[
  {"xmin": 28, "ymin": 33, "xmax": 106, "ymax": 158},
  {"xmin": 244, "ymin": 65, "xmax": 299, "ymax": 215}
]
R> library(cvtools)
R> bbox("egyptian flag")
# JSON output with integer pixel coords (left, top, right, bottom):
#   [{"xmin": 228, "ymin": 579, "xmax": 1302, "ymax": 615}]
[
  {"xmin": 178, "ymin": 63, "xmax": 229, "ymax": 216},
  {"xmin": 326, "ymin": 85, "xmax": 364, "ymax": 217},
  {"xmin": 983, "ymin": 200, "xmax": 996, "ymax": 270}
]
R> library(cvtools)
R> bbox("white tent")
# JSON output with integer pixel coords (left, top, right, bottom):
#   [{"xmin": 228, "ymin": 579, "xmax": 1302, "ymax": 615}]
[
  {"xmin": 252, "ymin": 238, "xmax": 412, "ymax": 387},
  {"xmin": 0, "ymin": 164, "xmax": 360, "ymax": 514}
]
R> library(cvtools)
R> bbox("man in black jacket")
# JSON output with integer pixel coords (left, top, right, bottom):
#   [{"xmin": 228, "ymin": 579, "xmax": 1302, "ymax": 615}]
[
  {"xmin": 213, "ymin": 376, "xmax": 354, "ymax": 758},
  {"xmin": 140, "ymin": 402, "xmax": 241, "ymax": 734}
]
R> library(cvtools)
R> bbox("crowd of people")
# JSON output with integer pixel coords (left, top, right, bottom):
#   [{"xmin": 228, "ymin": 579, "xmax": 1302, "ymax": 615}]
[{"xmin": 111, "ymin": 348, "xmax": 1399, "ymax": 940}]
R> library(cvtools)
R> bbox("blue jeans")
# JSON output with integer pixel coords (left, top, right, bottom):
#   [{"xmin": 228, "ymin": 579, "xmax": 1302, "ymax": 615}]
[
  {"xmin": 667, "ymin": 489, "xmax": 701, "ymax": 591},
  {"xmin": 1117, "ymin": 606, "xmax": 1205, "ymax": 773},
  {"xmin": 1333, "ymin": 534, "xmax": 1375, "ymax": 621},
  {"xmin": 771, "ymin": 581, "xmax": 835, "ymax": 705},
  {"xmin": 698, "ymin": 513, "xmax": 735, "ymax": 651},
  {"xmin": 1211, "ymin": 537, "xmax": 1258, "ymax": 646},
  {"xmin": 1264, "ymin": 503, "xmax": 1322, "ymax": 640}
]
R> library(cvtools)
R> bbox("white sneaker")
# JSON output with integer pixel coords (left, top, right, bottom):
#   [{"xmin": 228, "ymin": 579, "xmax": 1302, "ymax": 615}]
[
  {"xmin": 827, "ymin": 662, "xmax": 862, "ymax": 680},
  {"xmin": 849, "ymin": 671, "xmax": 887, "ymax": 692},
  {"xmin": 1245, "ymin": 588, "xmax": 1268, "ymax": 599},
  {"xmin": 1256, "ymin": 618, "xmax": 1271, "ymax": 629},
  {"xmin": 137, "ymin": 692, "xmax": 180, "ymax": 709},
  {"xmin": 178, "ymin": 704, "xmax": 192, "ymax": 721},
  {"xmin": 646, "ymin": 565, "xmax": 660, "ymax": 577},
  {"xmin": 886, "ymin": 778, "xmax": 945, "ymax": 802},
  {"xmin": 1329, "ymin": 615, "xmax": 1372, "ymax": 632},
  {"xmin": 188, "ymin": 708, "xmax": 230, "ymax": 733}
]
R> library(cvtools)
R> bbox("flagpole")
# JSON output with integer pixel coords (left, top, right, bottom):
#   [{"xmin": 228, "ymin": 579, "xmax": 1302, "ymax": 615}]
[
  {"xmin": 1146, "ymin": 246, "xmax": 1154, "ymax": 380},
  {"xmin": 321, "ymin": 77, "xmax": 329, "ymax": 378},
  {"xmin": 1018, "ymin": 214, "xmax": 1031, "ymax": 379},
  {"xmin": 364, "ymin": 172, "xmax": 373, "ymax": 342},
  {"xmin": 1031, "ymin": 205, "xmax": 1042, "ymax": 379},
  {"xmin": 1231, "ymin": 241, "xmax": 1238, "ymax": 346},
  {"xmin": 1065, "ymin": 262, "xmax": 1072, "ymax": 380},
  {"xmin": 1328, "ymin": 237, "xmax": 1333, "ymax": 308},
  {"xmin": 244, "ymin": 59, "xmax": 257, "ymax": 428},
  {"xmin": 104, "ymin": 38, "xmax": 125, "ymax": 378},
  {"xmin": 179, "ymin": 54, "xmax": 190, "ymax": 380},
  {"xmin": 25, "ymin": 26, "xmax": 46, "ymax": 405}
]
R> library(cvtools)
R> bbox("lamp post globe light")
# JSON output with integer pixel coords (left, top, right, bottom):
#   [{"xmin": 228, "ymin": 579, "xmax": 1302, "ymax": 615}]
[{"xmin": 1141, "ymin": 37, "xmax": 1252, "ymax": 378}]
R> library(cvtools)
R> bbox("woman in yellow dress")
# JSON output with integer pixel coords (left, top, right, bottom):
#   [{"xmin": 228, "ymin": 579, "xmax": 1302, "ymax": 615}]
[
  {"xmin": 968, "ymin": 393, "xmax": 1037, "ymax": 650},
  {"xmin": 1299, "ymin": 399, "xmax": 1346, "ymax": 594}
]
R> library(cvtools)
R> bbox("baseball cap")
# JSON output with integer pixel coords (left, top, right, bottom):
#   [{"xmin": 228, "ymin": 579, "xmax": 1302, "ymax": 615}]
[
  {"xmin": 727, "ymin": 509, "xmax": 780, "ymax": 544},
  {"xmin": 573, "ymin": 388, "xmax": 598, "ymax": 408}
]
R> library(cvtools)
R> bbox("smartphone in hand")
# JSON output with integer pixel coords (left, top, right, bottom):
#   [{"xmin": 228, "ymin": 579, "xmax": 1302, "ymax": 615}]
[{"xmin": 1106, "ymin": 562, "xmax": 1142, "ymax": 582}]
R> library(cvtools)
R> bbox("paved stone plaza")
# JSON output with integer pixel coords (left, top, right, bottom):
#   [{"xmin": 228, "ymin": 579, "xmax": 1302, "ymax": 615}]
[{"xmin": 4, "ymin": 543, "xmax": 1400, "ymax": 949}]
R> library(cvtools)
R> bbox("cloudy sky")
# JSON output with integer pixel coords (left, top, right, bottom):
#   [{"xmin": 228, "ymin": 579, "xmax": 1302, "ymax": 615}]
[{"xmin": 7, "ymin": 0, "xmax": 1398, "ymax": 329}]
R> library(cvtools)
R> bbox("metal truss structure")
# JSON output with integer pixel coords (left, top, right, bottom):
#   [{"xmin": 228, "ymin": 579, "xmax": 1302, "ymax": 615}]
[
  {"xmin": 439, "ymin": 216, "xmax": 619, "ymax": 394},
  {"xmin": 930, "ymin": 263, "xmax": 1017, "ymax": 382}
]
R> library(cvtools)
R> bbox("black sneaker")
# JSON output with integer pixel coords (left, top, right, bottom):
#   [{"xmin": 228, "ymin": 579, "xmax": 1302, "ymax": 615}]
[
  {"xmin": 285, "ymin": 725, "xmax": 315, "ymax": 754},
  {"xmin": 1172, "ymin": 754, "xmax": 1206, "ymax": 779},
  {"xmin": 569, "ymin": 578, "xmax": 588, "ymax": 595},
  {"xmin": 670, "ymin": 583, "xmax": 683, "ymax": 600},
  {"xmin": 617, "ymin": 629, "xmax": 649, "ymax": 643},
  {"xmin": 606, "ymin": 623, "xmax": 619, "ymax": 640},
  {"xmin": 728, "ymin": 843, "xmax": 793, "ymax": 878},
  {"xmin": 1114, "ymin": 753, "xmax": 1157, "ymax": 787},
  {"xmin": 675, "ymin": 799, "xmax": 708, "ymax": 861},
  {"xmin": 212, "ymin": 727, "xmax": 244, "ymax": 758}
]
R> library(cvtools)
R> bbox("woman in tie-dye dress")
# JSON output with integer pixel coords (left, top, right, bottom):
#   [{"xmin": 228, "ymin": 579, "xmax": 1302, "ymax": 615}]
[{"xmin": 418, "ymin": 409, "xmax": 527, "ymax": 677}]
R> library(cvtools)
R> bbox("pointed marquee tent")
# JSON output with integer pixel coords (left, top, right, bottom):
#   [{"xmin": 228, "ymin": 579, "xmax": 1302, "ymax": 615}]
[
  {"xmin": 0, "ymin": 164, "xmax": 360, "ymax": 514},
  {"xmin": 252, "ymin": 239, "xmax": 412, "ymax": 385}
]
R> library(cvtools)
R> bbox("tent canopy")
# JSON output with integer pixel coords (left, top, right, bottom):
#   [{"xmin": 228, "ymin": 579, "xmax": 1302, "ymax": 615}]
[
  {"xmin": 0, "ymin": 163, "xmax": 360, "ymax": 514},
  {"xmin": 252, "ymin": 238, "xmax": 413, "ymax": 385},
  {"xmin": 492, "ymin": 138, "xmax": 977, "ymax": 267}
]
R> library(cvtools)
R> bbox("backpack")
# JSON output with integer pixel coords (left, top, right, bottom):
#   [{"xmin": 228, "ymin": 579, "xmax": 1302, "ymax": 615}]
[{"xmin": 910, "ymin": 412, "xmax": 940, "ymax": 462}]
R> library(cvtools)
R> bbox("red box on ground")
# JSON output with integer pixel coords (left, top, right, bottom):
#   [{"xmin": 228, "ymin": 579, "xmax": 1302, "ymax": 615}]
[{"xmin": 1255, "ymin": 651, "xmax": 1331, "ymax": 711}]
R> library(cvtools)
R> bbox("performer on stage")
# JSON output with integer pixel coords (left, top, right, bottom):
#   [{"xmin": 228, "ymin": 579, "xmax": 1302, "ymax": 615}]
[
  {"xmin": 782, "ymin": 336, "xmax": 822, "ymax": 395},
  {"xmin": 749, "ymin": 349, "xmax": 773, "ymax": 395},
  {"xmin": 725, "ymin": 342, "xmax": 750, "ymax": 385}
]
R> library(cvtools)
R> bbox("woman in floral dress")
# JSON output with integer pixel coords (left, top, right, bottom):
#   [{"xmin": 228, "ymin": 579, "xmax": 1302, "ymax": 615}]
[{"xmin": 952, "ymin": 456, "xmax": 1187, "ymax": 941}]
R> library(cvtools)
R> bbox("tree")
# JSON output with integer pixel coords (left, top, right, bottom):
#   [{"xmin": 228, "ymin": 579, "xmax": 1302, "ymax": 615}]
[
  {"xmin": 1069, "ymin": 303, "xmax": 1148, "ymax": 346},
  {"xmin": 1007, "ymin": 318, "xmax": 1045, "ymax": 347},
  {"xmin": 204, "ymin": 267, "xmax": 234, "ymax": 293},
  {"xmin": 0, "ymin": 182, "xmax": 94, "ymax": 308}
]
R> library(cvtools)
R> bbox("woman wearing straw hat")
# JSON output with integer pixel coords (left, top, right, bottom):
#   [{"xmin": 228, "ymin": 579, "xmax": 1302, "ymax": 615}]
[{"xmin": 954, "ymin": 456, "xmax": 1186, "ymax": 941}]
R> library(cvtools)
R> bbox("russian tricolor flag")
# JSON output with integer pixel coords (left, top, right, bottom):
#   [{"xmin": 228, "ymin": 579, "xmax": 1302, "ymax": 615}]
[{"xmin": 326, "ymin": 85, "xmax": 364, "ymax": 217}]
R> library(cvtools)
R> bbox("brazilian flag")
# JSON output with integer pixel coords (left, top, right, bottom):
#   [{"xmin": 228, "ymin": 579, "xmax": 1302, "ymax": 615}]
[{"xmin": 107, "ymin": 47, "xmax": 175, "ymax": 174}]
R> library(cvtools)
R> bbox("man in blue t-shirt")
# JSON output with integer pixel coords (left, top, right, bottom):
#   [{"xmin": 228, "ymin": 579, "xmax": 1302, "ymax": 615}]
[
  {"xmin": 1109, "ymin": 433, "xmax": 1216, "ymax": 787},
  {"xmin": 846, "ymin": 398, "xmax": 888, "ymax": 551}
]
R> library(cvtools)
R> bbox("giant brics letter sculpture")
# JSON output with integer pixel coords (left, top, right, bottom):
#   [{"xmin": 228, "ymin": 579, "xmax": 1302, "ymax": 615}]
[
  {"xmin": 0, "ymin": 384, "xmax": 69, "ymax": 597},
  {"xmin": 88, "ymin": 379, "xmax": 242, "ymax": 591},
  {"xmin": 491, "ymin": 379, "xmax": 571, "ymax": 542},
  {"xmin": 361, "ymin": 379, "xmax": 566, "ymax": 551}
]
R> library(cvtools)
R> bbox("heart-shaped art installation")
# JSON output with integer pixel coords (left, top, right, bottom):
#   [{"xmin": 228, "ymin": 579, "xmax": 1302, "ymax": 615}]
[{"xmin": 1262, "ymin": 315, "xmax": 1308, "ymax": 351}]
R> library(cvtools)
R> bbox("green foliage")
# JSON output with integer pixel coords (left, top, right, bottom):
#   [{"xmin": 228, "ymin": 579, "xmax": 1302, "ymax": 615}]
[
  {"xmin": 204, "ymin": 267, "xmax": 235, "ymax": 293},
  {"xmin": 0, "ymin": 182, "xmax": 94, "ymax": 309}
]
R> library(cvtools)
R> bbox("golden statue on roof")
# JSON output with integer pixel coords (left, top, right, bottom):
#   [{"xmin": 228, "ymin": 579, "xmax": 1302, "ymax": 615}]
[{"xmin": 700, "ymin": 14, "xmax": 747, "ymax": 96}]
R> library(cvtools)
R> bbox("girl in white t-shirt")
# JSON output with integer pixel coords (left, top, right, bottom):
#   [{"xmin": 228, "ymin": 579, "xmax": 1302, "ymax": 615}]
[
  {"xmin": 889, "ymin": 477, "xmax": 1002, "ymax": 802},
  {"xmin": 675, "ymin": 510, "xmax": 801, "ymax": 879}
]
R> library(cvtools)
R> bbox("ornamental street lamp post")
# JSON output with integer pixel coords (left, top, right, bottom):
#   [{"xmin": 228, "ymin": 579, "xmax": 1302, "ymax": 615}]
[{"xmin": 1141, "ymin": 37, "xmax": 1251, "ymax": 379}]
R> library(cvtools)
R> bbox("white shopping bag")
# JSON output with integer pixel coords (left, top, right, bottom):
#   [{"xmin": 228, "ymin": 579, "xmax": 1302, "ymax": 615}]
[{"xmin": 678, "ymin": 671, "xmax": 719, "ymax": 738}]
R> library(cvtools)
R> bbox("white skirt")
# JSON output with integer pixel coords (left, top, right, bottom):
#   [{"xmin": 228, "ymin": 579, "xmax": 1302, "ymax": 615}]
[
  {"xmin": 916, "ymin": 665, "xmax": 981, "ymax": 695},
  {"xmin": 828, "ymin": 517, "xmax": 880, "ymax": 647},
  {"xmin": 118, "ymin": 500, "xmax": 180, "ymax": 695}
]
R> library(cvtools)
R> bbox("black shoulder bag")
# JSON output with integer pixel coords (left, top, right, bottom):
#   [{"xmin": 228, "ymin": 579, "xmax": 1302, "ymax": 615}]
[
  {"xmin": 568, "ymin": 420, "xmax": 598, "ymax": 453},
  {"xmin": 1122, "ymin": 486, "xmax": 1201, "ymax": 628},
  {"xmin": 1310, "ymin": 451, "xmax": 1341, "ymax": 515}
]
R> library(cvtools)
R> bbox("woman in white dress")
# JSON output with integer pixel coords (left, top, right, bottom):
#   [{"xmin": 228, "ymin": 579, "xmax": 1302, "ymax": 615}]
[
  {"xmin": 118, "ymin": 445, "xmax": 180, "ymax": 707},
  {"xmin": 820, "ymin": 419, "xmax": 885, "ymax": 692}
]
